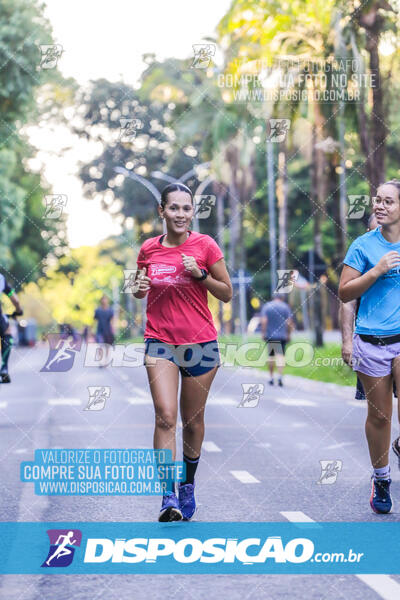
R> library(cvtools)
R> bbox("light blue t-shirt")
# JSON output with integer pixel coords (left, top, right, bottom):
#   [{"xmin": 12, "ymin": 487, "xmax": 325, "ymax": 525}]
[
  {"xmin": 343, "ymin": 227, "xmax": 400, "ymax": 335},
  {"xmin": 260, "ymin": 300, "xmax": 293, "ymax": 340}
]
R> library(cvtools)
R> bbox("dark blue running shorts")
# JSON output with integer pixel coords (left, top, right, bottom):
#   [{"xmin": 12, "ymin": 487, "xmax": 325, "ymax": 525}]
[
  {"xmin": 264, "ymin": 338, "xmax": 287, "ymax": 356},
  {"xmin": 144, "ymin": 338, "xmax": 221, "ymax": 377}
]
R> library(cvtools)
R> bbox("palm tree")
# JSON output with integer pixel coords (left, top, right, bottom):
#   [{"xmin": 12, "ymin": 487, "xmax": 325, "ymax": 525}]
[{"xmin": 218, "ymin": 0, "xmax": 338, "ymax": 345}]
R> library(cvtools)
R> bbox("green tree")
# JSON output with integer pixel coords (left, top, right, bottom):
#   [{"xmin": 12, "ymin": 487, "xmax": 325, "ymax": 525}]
[
  {"xmin": 0, "ymin": 0, "xmax": 70, "ymax": 286},
  {"xmin": 0, "ymin": 149, "xmax": 25, "ymax": 269},
  {"xmin": 75, "ymin": 76, "xmax": 198, "ymax": 233},
  {"xmin": 0, "ymin": 0, "xmax": 53, "ymax": 131}
]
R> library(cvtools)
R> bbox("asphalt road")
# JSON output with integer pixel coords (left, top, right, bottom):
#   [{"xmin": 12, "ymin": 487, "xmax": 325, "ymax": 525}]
[{"xmin": 0, "ymin": 342, "xmax": 399, "ymax": 600}]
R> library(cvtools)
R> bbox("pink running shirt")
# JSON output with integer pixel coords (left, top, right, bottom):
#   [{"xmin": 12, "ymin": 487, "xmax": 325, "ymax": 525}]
[{"xmin": 136, "ymin": 231, "xmax": 224, "ymax": 344}]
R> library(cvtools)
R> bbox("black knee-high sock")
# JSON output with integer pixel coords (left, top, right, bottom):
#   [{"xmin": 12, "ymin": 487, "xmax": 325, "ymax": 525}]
[
  {"xmin": 1, "ymin": 334, "xmax": 13, "ymax": 371},
  {"xmin": 183, "ymin": 453, "xmax": 200, "ymax": 484}
]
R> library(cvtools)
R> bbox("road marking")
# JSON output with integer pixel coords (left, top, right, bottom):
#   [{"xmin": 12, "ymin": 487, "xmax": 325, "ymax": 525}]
[
  {"xmin": 127, "ymin": 397, "xmax": 152, "ymax": 405},
  {"xmin": 280, "ymin": 511, "xmax": 315, "ymax": 523},
  {"xmin": 325, "ymin": 441, "xmax": 355, "ymax": 450},
  {"xmin": 256, "ymin": 442, "xmax": 271, "ymax": 449},
  {"xmin": 282, "ymin": 511, "xmax": 400, "ymax": 599},
  {"xmin": 291, "ymin": 422, "xmax": 307, "ymax": 428},
  {"xmin": 347, "ymin": 400, "xmax": 366, "ymax": 408},
  {"xmin": 48, "ymin": 398, "xmax": 81, "ymax": 406},
  {"xmin": 131, "ymin": 386, "xmax": 150, "ymax": 397},
  {"xmin": 13, "ymin": 448, "xmax": 29, "ymax": 454},
  {"xmin": 58, "ymin": 425, "xmax": 104, "ymax": 432},
  {"xmin": 208, "ymin": 396, "xmax": 237, "ymax": 406},
  {"xmin": 280, "ymin": 511, "xmax": 322, "ymax": 530},
  {"xmin": 275, "ymin": 398, "xmax": 317, "ymax": 407},
  {"xmin": 356, "ymin": 575, "xmax": 400, "ymax": 600},
  {"xmin": 0, "ymin": 401, "xmax": 8, "ymax": 409},
  {"xmin": 230, "ymin": 470, "xmax": 260, "ymax": 484},
  {"xmin": 202, "ymin": 441, "xmax": 222, "ymax": 453}
]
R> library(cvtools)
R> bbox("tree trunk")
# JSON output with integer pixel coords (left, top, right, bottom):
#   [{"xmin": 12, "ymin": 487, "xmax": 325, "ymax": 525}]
[
  {"xmin": 228, "ymin": 178, "xmax": 240, "ymax": 335},
  {"xmin": 367, "ymin": 27, "xmax": 386, "ymax": 192},
  {"xmin": 311, "ymin": 102, "xmax": 325, "ymax": 347},
  {"xmin": 356, "ymin": 3, "xmax": 391, "ymax": 194},
  {"xmin": 313, "ymin": 101, "xmax": 326, "ymax": 258}
]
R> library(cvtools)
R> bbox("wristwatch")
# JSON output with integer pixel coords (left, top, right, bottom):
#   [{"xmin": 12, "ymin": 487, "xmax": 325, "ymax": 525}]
[{"xmin": 193, "ymin": 268, "xmax": 208, "ymax": 281}]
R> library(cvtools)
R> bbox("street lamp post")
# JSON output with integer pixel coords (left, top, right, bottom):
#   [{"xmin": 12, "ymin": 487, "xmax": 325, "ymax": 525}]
[
  {"xmin": 267, "ymin": 138, "xmax": 277, "ymax": 296},
  {"xmin": 113, "ymin": 167, "xmax": 166, "ymax": 233}
]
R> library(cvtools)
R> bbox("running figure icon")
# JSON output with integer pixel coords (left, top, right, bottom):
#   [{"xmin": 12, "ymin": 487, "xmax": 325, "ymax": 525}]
[
  {"xmin": 44, "ymin": 335, "xmax": 79, "ymax": 371},
  {"xmin": 45, "ymin": 531, "xmax": 77, "ymax": 566}
]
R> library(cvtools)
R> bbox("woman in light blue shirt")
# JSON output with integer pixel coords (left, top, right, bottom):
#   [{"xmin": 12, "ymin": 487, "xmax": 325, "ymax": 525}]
[{"xmin": 339, "ymin": 180, "xmax": 400, "ymax": 514}]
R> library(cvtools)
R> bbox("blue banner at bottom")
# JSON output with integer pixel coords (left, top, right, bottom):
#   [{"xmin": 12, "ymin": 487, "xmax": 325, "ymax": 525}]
[{"xmin": 1, "ymin": 522, "xmax": 399, "ymax": 574}]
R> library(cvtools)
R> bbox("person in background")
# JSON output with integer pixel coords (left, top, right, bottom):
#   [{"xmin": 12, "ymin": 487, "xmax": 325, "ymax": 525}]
[
  {"xmin": 94, "ymin": 295, "xmax": 115, "ymax": 367},
  {"xmin": 82, "ymin": 325, "xmax": 90, "ymax": 343},
  {"xmin": 260, "ymin": 293, "xmax": 295, "ymax": 387},
  {"xmin": 0, "ymin": 274, "xmax": 23, "ymax": 383}
]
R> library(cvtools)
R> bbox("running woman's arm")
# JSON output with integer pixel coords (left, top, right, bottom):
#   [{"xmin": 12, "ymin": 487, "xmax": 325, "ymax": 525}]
[
  {"xmin": 286, "ymin": 317, "xmax": 295, "ymax": 340},
  {"xmin": 261, "ymin": 315, "xmax": 267, "ymax": 338},
  {"xmin": 2, "ymin": 278, "xmax": 22, "ymax": 314},
  {"xmin": 195, "ymin": 258, "xmax": 232, "ymax": 303},
  {"xmin": 8, "ymin": 290, "xmax": 22, "ymax": 315},
  {"xmin": 339, "ymin": 251, "xmax": 400, "ymax": 302},
  {"xmin": 339, "ymin": 300, "xmax": 356, "ymax": 364},
  {"xmin": 132, "ymin": 268, "xmax": 151, "ymax": 300},
  {"xmin": 134, "ymin": 243, "xmax": 150, "ymax": 299}
]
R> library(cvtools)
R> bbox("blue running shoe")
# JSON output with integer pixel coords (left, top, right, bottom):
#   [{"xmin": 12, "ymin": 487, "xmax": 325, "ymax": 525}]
[
  {"xmin": 158, "ymin": 492, "xmax": 182, "ymax": 522},
  {"xmin": 178, "ymin": 482, "xmax": 196, "ymax": 520},
  {"xmin": 392, "ymin": 436, "xmax": 400, "ymax": 470},
  {"xmin": 370, "ymin": 477, "xmax": 392, "ymax": 514}
]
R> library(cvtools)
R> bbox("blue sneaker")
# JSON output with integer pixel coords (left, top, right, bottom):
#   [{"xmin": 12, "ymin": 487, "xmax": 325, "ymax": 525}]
[
  {"xmin": 158, "ymin": 492, "xmax": 182, "ymax": 522},
  {"xmin": 370, "ymin": 477, "xmax": 392, "ymax": 514},
  {"xmin": 392, "ymin": 436, "xmax": 400, "ymax": 470},
  {"xmin": 178, "ymin": 482, "xmax": 196, "ymax": 520}
]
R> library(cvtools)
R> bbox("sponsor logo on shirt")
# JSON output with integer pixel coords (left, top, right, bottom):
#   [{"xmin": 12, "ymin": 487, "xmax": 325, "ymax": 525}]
[{"xmin": 150, "ymin": 264, "xmax": 177, "ymax": 276}]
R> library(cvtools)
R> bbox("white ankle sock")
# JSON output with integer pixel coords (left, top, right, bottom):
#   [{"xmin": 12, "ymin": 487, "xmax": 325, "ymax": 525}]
[{"xmin": 373, "ymin": 464, "xmax": 390, "ymax": 481}]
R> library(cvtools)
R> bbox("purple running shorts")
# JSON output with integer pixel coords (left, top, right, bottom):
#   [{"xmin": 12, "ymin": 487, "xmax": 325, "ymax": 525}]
[{"xmin": 352, "ymin": 333, "xmax": 400, "ymax": 378}]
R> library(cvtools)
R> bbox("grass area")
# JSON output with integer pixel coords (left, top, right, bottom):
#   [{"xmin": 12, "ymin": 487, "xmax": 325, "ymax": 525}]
[
  {"xmin": 218, "ymin": 335, "xmax": 356, "ymax": 387},
  {"xmin": 124, "ymin": 334, "xmax": 356, "ymax": 387},
  {"xmin": 281, "ymin": 341, "xmax": 356, "ymax": 386}
]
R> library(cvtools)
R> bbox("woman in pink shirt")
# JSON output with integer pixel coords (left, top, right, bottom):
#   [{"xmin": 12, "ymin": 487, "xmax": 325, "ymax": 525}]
[{"xmin": 134, "ymin": 182, "xmax": 232, "ymax": 521}]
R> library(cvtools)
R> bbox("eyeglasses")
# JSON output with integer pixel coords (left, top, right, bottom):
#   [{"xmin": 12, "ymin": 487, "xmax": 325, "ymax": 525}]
[{"xmin": 371, "ymin": 196, "xmax": 396, "ymax": 208}]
